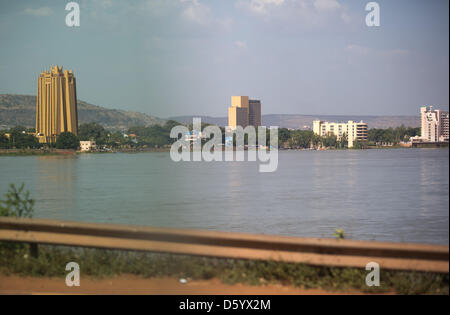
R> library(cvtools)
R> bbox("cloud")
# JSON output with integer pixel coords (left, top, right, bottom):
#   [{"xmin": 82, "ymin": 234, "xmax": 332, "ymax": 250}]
[
  {"xmin": 181, "ymin": 0, "xmax": 213, "ymax": 25},
  {"xmin": 179, "ymin": 0, "xmax": 233, "ymax": 31},
  {"xmin": 23, "ymin": 7, "xmax": 53, "ymax": 17},
  {"xmin": 345, "ymin": 44, "xmax": 410, "ymax": 65},
  {"xmin": 340, "ymin": 11, "xmax": 351, "ymax": 24},
  {"xmin": 96, "ymin": 0, "xmax": 114, "ymax": 9},
  {"xmin": 313, "ymin": 0, "xmax": 340, "ymax": 11},
  {"xmin": 236, "ymin": 0, "xmax": 351, "ymax": 26},
  {"xmin": 233, "ymin": 41, "xmax": 248, "ymax": 49},
  {"xmin": 345, "ymin": 44, "xmax": 371, "ymax": 56},
  {"xmin": 237, "ymin": 0, "xmax": 285, "ymax": 16}
]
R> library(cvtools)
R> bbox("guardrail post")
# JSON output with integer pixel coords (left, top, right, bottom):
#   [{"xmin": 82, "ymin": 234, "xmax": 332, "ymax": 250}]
[{"xmin": 29, "ymin": 243, "xmax": 38, "ymax": 259}]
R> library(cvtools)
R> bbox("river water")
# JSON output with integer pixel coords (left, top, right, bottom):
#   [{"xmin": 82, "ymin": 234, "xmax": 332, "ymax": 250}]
[{"xmin": 1, "ymin": 149, "xmax": 448, "ymax": 244}]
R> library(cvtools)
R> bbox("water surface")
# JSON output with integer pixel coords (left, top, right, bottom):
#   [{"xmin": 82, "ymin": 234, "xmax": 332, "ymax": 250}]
[{"xmin": 1, "ymin": 149, "xmax": 448, "ymax": 244}]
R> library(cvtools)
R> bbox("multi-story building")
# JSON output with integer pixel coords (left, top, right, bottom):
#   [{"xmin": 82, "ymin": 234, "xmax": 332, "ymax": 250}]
[
  {"xmin": 439, "ymin": 111, "xmax": 449, "ymax": 142},
  {"xmin": 313, "ymin": 120, "xmax": 368, "ymax": 148},
  {"xmin": 80, "ymin": 140, "xmax": 96, "ymax": 152},
  {"xmin": 420, "ymin": 106, "xmax": 449, "ymax": 143},
  {"xmin": 248, "ymin": 99, "xmax": 262, "ymax": 127},
  {"xmin": 36, "ymin": 65, "xmax": 78, "ymax": 143},
  {"xmin": 228, "ymin": 96, "xmax": 262, "ymax": 129},
  {"xmin": 228, "ymin": 96, "xmax": 249, "ymax": 129}
]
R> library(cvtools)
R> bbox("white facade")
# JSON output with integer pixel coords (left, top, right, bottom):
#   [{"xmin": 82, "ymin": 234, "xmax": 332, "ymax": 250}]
[
  {"xmin": 420, "ymin": 106, "xmax": 449, "ymax": 143},
  {"xmin": 80, "ymin": 141, "xmax": 96, "ymax": 152},
  {"xmin": 313, "ymin": 120, "xmax": 368, "ymax": 148}
]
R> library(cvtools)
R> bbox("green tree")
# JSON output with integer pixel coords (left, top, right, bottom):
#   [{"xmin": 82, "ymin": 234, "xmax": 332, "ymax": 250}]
[
  {"xmin": 322, "ymin": 133, "xmax": 338, "ymax": 148},
  {"xmin": 289, "ymin": 130, "xmax": 314, "ymax": 149},
  {"xmin": 338, "ymin": 132, "xmax": 348, "ymax": 149},
  {"xmin": 0, "ymin": 134, "xmax": 9, "ymax": 149},
  {"xmin": 78, "ymin": 123, "xmax": 108, "ymax": 145},
  {"xmin": 278, "ymin": 128, "xmax": 291, "ymax": 145},
  {"xmin": 56, "ymin": 132, "xmax": 79, "ymax": 150},
  {"xmin": 127, "ymin": 121, "xmax": 181, "ymax": 148},
  {"xmin": 8, "ymin": 126, "xmax": 39, "ymax": 149},
  {"xmin": 0, "ymin": 184, "xmax": 34, "ymax": 218},
  {"xmin": 353, "ymin": 140, "xmax": 368, "ymax": 149}
]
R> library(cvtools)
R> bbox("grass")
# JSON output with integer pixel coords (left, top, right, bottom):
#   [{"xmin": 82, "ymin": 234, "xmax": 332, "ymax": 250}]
[{"xmin": 0, "ymin": 243, "xmax": 448, "ymax": 295}]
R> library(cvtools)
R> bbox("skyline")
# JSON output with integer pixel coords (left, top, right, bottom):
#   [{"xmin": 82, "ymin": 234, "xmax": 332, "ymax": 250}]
[{"xmin": 0, "ymin": 0, "xmax": 449, "ymax": 118}]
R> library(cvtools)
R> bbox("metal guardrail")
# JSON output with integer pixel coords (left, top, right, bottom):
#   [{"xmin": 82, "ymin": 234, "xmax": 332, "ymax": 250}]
[{"xmin": 0, "ymin": 217, "xmax": 448, "ymax": 273}]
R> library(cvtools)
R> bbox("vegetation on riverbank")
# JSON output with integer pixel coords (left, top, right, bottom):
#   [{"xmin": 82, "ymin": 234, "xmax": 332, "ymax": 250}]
[
  {"xmin": 1, "ymin": 123, "xmax": 424, "ymax": 153},
  {"xmin": 0, "ymin": 245, "xmax": 447, "ymax": 295},
  {"xmin": 73, "ymin": 124, "xmax": 423, "ymax": 150}
]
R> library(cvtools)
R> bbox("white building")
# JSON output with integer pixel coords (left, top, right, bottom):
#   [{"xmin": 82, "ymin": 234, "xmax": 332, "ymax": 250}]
[
  {"xmin": 313, "ymin": 120, "xmax": 368, "ymax": 148},
  {"xmin": 420, "ymin": 106, "xmax": 449, "ymax": 143},
  {"xmin": 80, "ymin": 140, "xmax": 96, "ymax": 152}
]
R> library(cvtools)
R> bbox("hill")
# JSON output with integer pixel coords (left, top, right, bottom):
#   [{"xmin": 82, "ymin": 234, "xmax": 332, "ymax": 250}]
[
  {"xmin": 1, "ymin": 94, "xmax": 420, "ymax": 131},
  {"xmin": 171, "ymin": 114, "xmax": 420, "ymax": 129},
  {"xmin": 0, "ymin": 94, "xmax": 165, "ymax": 130}
]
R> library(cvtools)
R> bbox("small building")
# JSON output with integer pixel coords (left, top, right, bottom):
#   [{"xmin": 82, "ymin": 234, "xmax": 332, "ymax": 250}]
[{"xmin": 80, "ymin": 140, "xmax": 96, "ymax": 152}]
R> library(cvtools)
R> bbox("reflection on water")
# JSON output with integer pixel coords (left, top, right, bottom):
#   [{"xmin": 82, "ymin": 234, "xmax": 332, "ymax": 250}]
[
  {"xmin": 35, "ymin": 155, "xmax": 78, "ymax": 219},
  {"xmin": 1, "ymin": 149, "xmax": 448, "ymax": 244}
]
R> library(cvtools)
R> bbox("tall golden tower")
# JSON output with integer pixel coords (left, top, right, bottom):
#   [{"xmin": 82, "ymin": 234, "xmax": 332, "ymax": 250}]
[{"xmin": 36, "ymin": 65, "xmax": 78, "ymax": 143}]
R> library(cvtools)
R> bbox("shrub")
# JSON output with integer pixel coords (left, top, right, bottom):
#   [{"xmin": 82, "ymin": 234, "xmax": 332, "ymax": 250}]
[
  {"xmin": 0, "ymin": 183, "xmax": 34, "ymax": 218},
  {"xmin": 55, "ymin": 132, "xmax": 79, "ymax": 150}
]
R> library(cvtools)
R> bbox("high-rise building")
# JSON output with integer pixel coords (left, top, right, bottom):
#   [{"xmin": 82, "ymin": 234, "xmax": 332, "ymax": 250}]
[
  {"xmin": 248, "ymin": 100, "xmax": 262, "ymax": 128},
  {"xmin": 36, "ymin": 65, "xmax": 78, "ymax": 143},
  {"xmin": 313, "ymin": 120, "xmax": 368, "ymax": 148},
  {"xmin": 228, "ymin": 96, "xmax": 262, "ymax": 129},
  {"xmin": 420, "ymin": 106, "xmax": 449, "ymax": 143},
  {"xmin": 440, "ymin": 111, "xmax": 449, "ymax": 142},
  {"xmin": 228, "ymin": 96, "xmax": 248, "ymax": 129}
]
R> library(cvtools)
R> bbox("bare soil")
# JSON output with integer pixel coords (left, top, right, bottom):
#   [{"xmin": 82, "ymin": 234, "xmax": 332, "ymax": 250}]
[{"xmin": 0, "ymin": 274, "xmax": 375, "ymax": 295}]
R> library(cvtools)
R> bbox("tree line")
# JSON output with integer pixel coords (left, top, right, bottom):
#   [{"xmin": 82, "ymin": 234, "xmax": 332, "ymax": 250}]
[
  {"xmin": 0, "ymin": 126, "xmax": 39, "ymax": 149},
  {"xmin": 0, "ymin": 123, "xmax": 421, "ymax": 150},
  {"xmin": 0, "ymin": 126, "xmax": 81, "ymax": 150},
  {"xmin": 367, "ymin": 126, "xmax": 420, "ymax": 145}
]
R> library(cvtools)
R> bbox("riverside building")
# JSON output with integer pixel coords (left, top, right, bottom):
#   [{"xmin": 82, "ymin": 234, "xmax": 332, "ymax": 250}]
[
  {"xmin": 228, "ymin": 96, "xmax": 262, "ymax": 129},
  {"xmin": 36, "ymin": 65, "xmax": 78, "ymax": 143},
  {"xmin": 420, "ymin": 106, "xmax": 449, "ymax": 143},
  {"xmin": 313, "ymin": 120, "xmax": 368, "ymax": 148}
]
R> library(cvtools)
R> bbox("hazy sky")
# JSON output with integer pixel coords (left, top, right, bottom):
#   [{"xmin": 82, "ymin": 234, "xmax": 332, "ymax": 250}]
[{"xmin": 0, "ymin": 0, "xmax": 448, "ymax": 118}]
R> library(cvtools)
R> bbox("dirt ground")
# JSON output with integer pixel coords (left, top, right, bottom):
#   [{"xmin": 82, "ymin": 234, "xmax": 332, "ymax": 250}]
[{"xmin": 0, "ymin": 274, "xmax": 371, "ymax": 295}]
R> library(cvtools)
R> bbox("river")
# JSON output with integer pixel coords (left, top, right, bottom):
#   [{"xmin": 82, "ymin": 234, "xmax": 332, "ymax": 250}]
[{"xmin": 1, "ymin": 148, "xmax": 448, "ymax": 244}]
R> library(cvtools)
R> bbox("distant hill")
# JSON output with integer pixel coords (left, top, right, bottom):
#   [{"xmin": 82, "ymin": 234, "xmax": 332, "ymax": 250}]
[
  {"xmin": 1, "ymin": 94, "xmax": 420, "ymax": 131},
  {"xmin": 0, "ymin": 94, "xmax": 165, "ymax": 130},
  {"xmin": 171, "ymin": 114, "xmax": 420, "ymax": 129}
]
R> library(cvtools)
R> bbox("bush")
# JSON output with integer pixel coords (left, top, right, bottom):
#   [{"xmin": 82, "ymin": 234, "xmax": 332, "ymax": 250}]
[
  {"xmin": 55, "ymin": 132, "xmax": 79, "ymax": 150},
  {"xmin": 0, "ymin": 184, "xmax": 35, "ymax": 252},
  {"xmin": 0, "ymin": 183, "xmax": 34, "ymax": 218},
  {"xmin": 8, "ymin": 127, "xmax": 40, "ymax": 149},
  {"xmin": 78, "ymin": 123, "xmax": 107, "ymax": 144},
  {"xmin": 0, "ymin": 134, "xmax": 9, "ymax": 149}
]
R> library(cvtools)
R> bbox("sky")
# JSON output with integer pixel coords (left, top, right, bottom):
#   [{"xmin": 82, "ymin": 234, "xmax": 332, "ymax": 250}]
[{"xmin": 0, "ymin": 0, "xmax": 448, "ymax": 118}]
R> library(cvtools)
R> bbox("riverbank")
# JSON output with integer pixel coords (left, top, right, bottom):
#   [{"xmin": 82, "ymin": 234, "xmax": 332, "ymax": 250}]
[
  {"xmin": 2, "ymin": 145, "xmax": 449, "ymax": 156},
  {"xmin": 0, "ymin": 147, "xmax": 170, "ymax": 156},
  {"xmin": 0, "ymin": 274, "xmax": 389, "ymax": 295},
  {"xmin": 0, "ymin": 244, "xmax": 447, "ymax": 295},
  {"xmin": 0, "ymin": 149, "xmax": 76, "ymax": 156}
]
